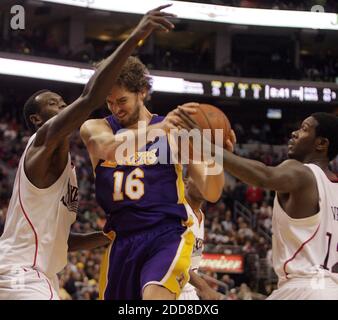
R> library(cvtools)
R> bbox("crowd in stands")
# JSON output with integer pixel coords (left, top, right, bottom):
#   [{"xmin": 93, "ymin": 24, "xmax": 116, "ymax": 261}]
[{"xmin": 1, "ymin": 12, "xmax": 338, "ymax": 83}]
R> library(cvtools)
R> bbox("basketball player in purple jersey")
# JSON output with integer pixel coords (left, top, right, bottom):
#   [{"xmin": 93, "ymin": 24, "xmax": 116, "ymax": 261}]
[
  {"xmin": 80, "ymin": 21, "xmax": 225, "ymax": 302},
  {"xmin": 81, "ymin": 72, "xmax": 225, "ymax": 300}
]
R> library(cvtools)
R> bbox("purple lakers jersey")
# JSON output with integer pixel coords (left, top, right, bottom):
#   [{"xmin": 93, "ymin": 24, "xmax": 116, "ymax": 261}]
[{"xmin": 95, "ymin": 115, "xmax": 188, "ymax": 234}]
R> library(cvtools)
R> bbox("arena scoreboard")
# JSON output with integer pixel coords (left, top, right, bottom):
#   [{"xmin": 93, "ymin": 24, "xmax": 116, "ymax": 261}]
[
  {"xmin": 151, "ymin": 73, "xmax": 338, "ymax": 103},
  {"xmin": 209, "ymin": 80, "xmax": 337, "ymax": 103}
]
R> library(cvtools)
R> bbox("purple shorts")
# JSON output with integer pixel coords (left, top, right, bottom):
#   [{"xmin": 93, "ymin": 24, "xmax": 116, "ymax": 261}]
[{"xmin": 99, "ymin": 222, "xmax": 194, "ymax": 300}]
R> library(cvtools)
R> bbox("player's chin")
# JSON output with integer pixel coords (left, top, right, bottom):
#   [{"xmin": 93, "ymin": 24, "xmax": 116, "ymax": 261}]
[
  {"xmin": 287, "ymin": 150, "xmax": 295, "ymax": 159},
  {"xmin": 287, "ymin": 150, "xmax": 301, "ymax": 161}
]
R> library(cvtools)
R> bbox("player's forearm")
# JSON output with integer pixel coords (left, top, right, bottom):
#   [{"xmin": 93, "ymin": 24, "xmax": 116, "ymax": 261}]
[
  {"xmin": 40, "ymin": 35, "xmax": 143, "ymax": 148},
  {"xmin": 68, "ymin": 232, "xmax": 111, "ymax": 251},
  {"xmin": 81, "ymin": 33, "xmax": 141, "ymax": 107},
  {"xmin": 188, "ymin": 162, "xmax": 224, "ymax": 202},
  {"xmin": 217, "ymin": 147, "xmax": 273, "ymax": 189},
  {"xmin": 203, "ymin": 169, "xmax": 225, "ymax": 203}
]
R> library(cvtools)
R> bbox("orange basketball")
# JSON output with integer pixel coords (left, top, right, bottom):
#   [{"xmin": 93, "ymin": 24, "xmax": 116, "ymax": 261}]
[{"xmin": 190, "ymin": 103, "xmax": 232, "ymax": 147}]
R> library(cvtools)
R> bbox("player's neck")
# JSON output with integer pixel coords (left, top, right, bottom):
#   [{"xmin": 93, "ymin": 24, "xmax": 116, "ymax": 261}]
[
  {"xmin": 304, "ymin": 156, "xmax": 336, "ymax": 179},
  {"xmin": 191, "ymin": 204, "xmax": 203, "ymax": 225},
  {"xmin": 186, "ymin": 193, "xmax": 202, "ymax": 211},
  {"xmin": 304, "ymin": 156, "xmax": 329, "ymax": 170},
  {"xmin": 128, "ymin": 106, "xmax": 153, "ymax": 129},
  {"xmin": 139, "ymin": 105, "xmax": 153, "ymax": 122}
]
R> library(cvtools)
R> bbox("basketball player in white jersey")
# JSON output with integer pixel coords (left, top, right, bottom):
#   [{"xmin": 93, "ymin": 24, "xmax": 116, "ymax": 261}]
[
  {"xmin": 0, "ymin": 6, "xmax": 178, "ymax": 300},
  {"xmin": 178, "ymin": 175, "xmax": 205, "ymax": 300},
  {"xmin": 180, "ymin": 110, "xmax": 338, "ymax": 299}
]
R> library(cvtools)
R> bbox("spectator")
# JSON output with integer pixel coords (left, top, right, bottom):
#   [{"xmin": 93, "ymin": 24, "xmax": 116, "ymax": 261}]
[
  {"xmin": 221, "ymin": 209, "xmax": 234, "ymax": 232},
  {"xmin": 245, "ymin": 185, "xmax": 264, "ymax": 205}
]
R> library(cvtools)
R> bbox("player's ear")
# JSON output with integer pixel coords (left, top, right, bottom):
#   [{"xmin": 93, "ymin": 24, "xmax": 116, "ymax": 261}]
[
  {"xmin": 139, "ymin": 90, "xmax": 147, "ymax": 101},
  {"xmin": 315, "ymin": 137, "xmax": 329, "ymax": 153},
  {"xmin": 106, "ymin": 99, "xmax": 112, "ymax": 112},
  {"xmin": 29, "ymin": 114, "xmax": 43, "ymax": 129}
]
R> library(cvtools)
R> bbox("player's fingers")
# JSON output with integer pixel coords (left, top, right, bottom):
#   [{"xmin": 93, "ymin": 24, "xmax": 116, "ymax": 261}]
[
  {"xmin": 147, "ymin": 4, "xmax": 173, "ymax": 14},
  {"xmin": 170, "ymin": 115, "xmax": 191, "ymax": 130},
  {"xmin": 178, "ymin": 106, "xmax": 198, "ymax": 119},
  {"xmin": 176, "ymin": 107, "xmax": 200, "ymax": 130},
  {"xmin": 151, "ymin": 17, "xmax": 175, "ymax": 31},
  {"xmin": 225, "ymin": 139, "xmax": 234, "ymax": 153},
  {"xmin": 150, "ymin": 11, "xmax": 177, "ymax": 18},
  {"xmin": 188, "ymin": 271, "xmax": 204, "ymax": 288},
  {"xmin": 230, "ymin": 129, "xmax": 237, "ymax": 144},
  {"xmin": 180, "ymin": 102, "xmax": 199, "ymax": 112},
  {"xmin": 176, "ymin": 113, "xmax": 196, "ymax": 130}
]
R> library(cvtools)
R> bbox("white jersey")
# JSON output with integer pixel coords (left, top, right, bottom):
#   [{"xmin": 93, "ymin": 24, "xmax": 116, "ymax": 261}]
[
  {"xmin": 179, "ymin": 205, "xmax": 204, "ymax": 300},
  {"xmin": 270, "ymin": 163, "xmax": 338, "ymax": 299},
  {"xmin": 0, "ymin": 134, "xmax": 77, "ymax": 292}
]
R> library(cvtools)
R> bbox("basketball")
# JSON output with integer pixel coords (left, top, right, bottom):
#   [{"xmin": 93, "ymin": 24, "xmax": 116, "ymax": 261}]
[{"xmin": 190, "ymin": 103, "xmax": 232, "ymax": 148}]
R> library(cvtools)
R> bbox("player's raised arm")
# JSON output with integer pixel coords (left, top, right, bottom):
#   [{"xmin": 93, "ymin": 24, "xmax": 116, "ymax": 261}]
[{"xmin": 34, "ymin": 5, "xmax": 176, "ymax": 151}]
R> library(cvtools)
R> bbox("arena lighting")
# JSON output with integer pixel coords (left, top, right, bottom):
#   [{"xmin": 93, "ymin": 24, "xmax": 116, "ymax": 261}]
[
  {"xmin": 0, "ymin": 58, "xmax": 204, "ymax": 94},
  {"xmin": 40, "ymin": 0, "xmax": 338, "ymax": 30},
  {"xmin": 1, "ymin": 57, "xmax": 337, "ymax": 102},
  {"xmin": 0, "ymin": 57, "xmax": 94, "ymax": 84}
]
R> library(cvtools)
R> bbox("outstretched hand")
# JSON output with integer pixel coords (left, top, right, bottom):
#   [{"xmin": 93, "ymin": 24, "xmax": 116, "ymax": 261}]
[
  {"xmin": 189, "ymin": 271, "xmax": 224, "ymax": 300},
  {"xmin": 176, "ymin": 104, "xmax": 237, "ymax": 160},
  {"xmin": 225, "ymin": 129, "xmax": 237, "ymax": 152},
  {"xmin": 132, "ymin": 4, "xmax": 176, "ymax": 42},
  {"xmin": 162, "ymin": 103, "xmax": 199, "ymax": 132}
]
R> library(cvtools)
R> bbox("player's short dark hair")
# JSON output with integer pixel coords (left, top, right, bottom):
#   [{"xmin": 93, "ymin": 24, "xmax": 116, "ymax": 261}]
[
  {"xmin": 23, "ymin": 89, "xmax": 50, "ymax": 132},
  {"xmin": 311, "ymin": 112, "xmax": 338, "ymax": 161},
  {"xmin": 95, "ymin": 56, "xmax": 152, "ymax": 93}
]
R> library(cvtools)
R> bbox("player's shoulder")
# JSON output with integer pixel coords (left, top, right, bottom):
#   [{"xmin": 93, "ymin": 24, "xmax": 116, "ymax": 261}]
[
  {"xmin": 82, "ymin": 118, "xmax": 108, "ymax": 128},
  {"xmin": 279, "ymin": 159, "xmax": 302, "ymax": 166},
  {"xmin": 279, "ymin": 159, "xmax": 316, "ymax": 183},
  {"xmin": 80, "ymin": 118, "xmax": 111, "ymax": 138},
  {"xmin": 278, "ymin": 159, "xmax": 308, "ymax": 171}
]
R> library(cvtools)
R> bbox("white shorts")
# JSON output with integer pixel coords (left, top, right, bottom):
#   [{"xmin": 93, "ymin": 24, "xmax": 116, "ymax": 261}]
[
  {"xmin": 267, "ymin": 277, "xmax": 338, "ymax": 300},
  {"xmin": 178, "ymin": 287, "xmax": 200, "ymax": 300},
  {"xmin": 0, "ymin": 266, "xmax": 59, "ymax": 300}
]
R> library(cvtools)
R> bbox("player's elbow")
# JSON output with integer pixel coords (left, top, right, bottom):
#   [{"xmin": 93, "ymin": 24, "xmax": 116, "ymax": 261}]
[
  {"xmin": 80, "ymin": 91, "xmax": 98, "ymax": 109},
  {"xmin": 251, "ymin": 165, "xmax": 274, "ymax": 190},
  {"xmin": 203, "ymin": 176, "xmax": 224, "ymax": 203},
  {"xmin": 206, "ymin": 194, "xmax": 221, "ymax": 203},
  {"xmin": 202, "ymin": 188, "xmax": 222, "ymax": 203},
  {"xmin": 87, "ymin": 135, "xmax": 117, "ymax": 162},
  {"xmin": 254, "ymin": 166, "xmax": 289, "ymax": 192}
]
